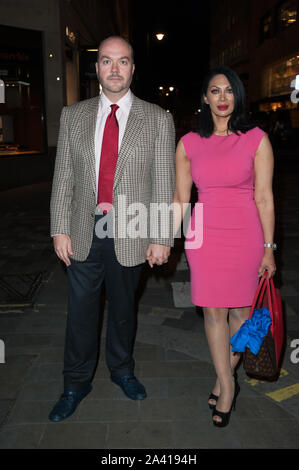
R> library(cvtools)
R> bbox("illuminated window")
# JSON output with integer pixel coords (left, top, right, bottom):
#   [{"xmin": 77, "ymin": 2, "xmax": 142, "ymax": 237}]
[
  {"xmin": 260, "ymin": 12, "xmax": 273, "ymax": 42},
  {"xmin": 277, "ymin": 0, "xmax": 297, "ymax": 29},
  {"xmin": 262, "ymin": 55, "xmax": 299, "ymax": 97}
]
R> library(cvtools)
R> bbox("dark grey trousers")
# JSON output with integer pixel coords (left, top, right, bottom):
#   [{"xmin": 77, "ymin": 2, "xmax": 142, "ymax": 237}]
[{"xmin": 63, "ymin": 214, "xmax": 143, "ymax": 392}]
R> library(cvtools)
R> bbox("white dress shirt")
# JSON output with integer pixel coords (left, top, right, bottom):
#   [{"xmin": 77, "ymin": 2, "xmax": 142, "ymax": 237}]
[{"xmin": 95, "ymin": 89, "xmax": 133, "ymax": 201}]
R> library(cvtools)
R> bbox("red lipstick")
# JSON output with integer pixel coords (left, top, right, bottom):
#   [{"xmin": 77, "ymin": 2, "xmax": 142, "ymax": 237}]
[{"xmin": 218, "ymin": 105, "xmax": 229, "ymax": 110}]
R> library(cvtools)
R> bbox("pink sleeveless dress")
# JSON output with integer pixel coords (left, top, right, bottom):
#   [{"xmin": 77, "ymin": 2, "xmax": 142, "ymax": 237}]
[{"xmin": 182, "ymin": 127, "xmax": 266, "ymax": 308}]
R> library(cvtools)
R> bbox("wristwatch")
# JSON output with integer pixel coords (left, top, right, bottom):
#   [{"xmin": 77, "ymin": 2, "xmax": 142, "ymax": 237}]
[{"xmin": 264, "ymin": 243, "xmax": 277, "ymax": 250}]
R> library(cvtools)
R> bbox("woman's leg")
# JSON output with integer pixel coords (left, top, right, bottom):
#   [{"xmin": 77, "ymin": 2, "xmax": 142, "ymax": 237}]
[
  {"xmin": 203, "ymin": 307, "xmax": 235, "ymax": 423},
  {"xmin": 208, "ymin": 306, "xmax": 251, "ymax": 406}
]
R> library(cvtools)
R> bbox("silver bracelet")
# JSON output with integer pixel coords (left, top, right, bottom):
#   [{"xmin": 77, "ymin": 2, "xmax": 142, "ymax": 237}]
[{"xmin": 264, "ymin": 243, "xmax": 277, "ymax": 250}]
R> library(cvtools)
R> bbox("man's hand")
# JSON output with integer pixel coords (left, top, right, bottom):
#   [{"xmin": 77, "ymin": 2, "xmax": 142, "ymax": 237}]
[
  {"xmin": 53, "ymin": 235, "xmax": 74, "ymax": 267},
  {"xmin": 146, "ymin": 244, "xmax": 170, "ymax": 268}
]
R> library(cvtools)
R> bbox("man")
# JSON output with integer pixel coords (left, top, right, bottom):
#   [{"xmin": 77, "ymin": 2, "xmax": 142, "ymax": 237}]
[{"xmin": 49, "ymin": 36, "xmax": 175, "ymax": 421}]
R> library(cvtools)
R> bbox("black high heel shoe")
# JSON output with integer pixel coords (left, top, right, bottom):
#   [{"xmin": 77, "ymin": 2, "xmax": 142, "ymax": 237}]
[
  {"xmin": 208, "ymin": 392, "xmax": 219, "ymax": 410},
  {"xmin": 212, "ymin": 375, "xmax": 240, "ymax": 428},
  {"xmin": 208, "ymin": 371, "xmax": 238, "ymax": 410}
]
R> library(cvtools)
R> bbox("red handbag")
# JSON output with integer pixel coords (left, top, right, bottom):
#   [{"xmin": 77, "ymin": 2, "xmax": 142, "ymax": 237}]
[{"xmin": 243, "ymin": 272, "xmax": 284, "ymax": 377}]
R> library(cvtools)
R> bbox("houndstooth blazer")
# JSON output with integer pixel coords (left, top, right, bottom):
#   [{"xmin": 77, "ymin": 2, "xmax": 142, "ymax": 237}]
[{"xmin": 50, "ymin": 93, "xmax": 176, "ymax": 266}]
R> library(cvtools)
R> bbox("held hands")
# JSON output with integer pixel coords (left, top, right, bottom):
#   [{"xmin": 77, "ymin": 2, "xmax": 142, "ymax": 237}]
[
  {"xmin": 258, "ymin": 251, "xmax": 276, "ymax": 279},
  {"xmin": 53, "ymin": 235, "xmax": 73, "ymax": 267},
  {"xmin": 146, "ymin": 244, "xmax": 170, "ymax": 268}
]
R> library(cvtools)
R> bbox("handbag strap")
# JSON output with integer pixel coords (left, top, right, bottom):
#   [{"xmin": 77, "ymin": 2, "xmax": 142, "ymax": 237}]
[
  {"xmin": 249, "ymin": 272, "xmax": 279, "ymax": 330},
  {"xmin": 268, "ymin": 276, "xmax": 280, "ymax": 327},
  {"xmin": 257, "ymin": 276, "xmax": 268, "ymax": 307},
  {"xmin": 249, "ymin": 272, "xmax": 268, "ymax": 318}
]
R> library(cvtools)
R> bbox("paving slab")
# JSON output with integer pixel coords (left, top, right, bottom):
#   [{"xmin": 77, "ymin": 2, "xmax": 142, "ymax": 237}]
[{"xmin": 39, "ymin": 422, "xmax": 108, "ymax": 449}]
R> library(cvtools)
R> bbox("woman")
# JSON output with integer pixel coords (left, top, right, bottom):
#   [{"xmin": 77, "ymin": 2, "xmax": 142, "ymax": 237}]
[{"xmin": 173, "ymin": 66, "xmax": 276, "ymax": 427}]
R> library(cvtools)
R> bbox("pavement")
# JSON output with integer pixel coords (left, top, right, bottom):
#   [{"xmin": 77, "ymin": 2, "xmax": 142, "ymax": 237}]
[{"xmin": 0, "ymin": 157, "xmax": 299, "ymax": 449}]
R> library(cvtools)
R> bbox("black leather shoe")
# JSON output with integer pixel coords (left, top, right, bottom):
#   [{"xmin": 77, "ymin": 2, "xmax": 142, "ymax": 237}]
[
  {"xmin": 48, "ymin": 384, "xmax": 92, "ymax": 422},
  {"xmin": 111, "ymin": 374, "xmax": 147, "ymax": 400}
]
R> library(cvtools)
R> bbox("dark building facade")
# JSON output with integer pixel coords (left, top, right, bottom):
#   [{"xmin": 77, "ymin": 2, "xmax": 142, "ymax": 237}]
[{"xmin": 210, "ymin": 0, "xmax": 299, "ymax": 129}]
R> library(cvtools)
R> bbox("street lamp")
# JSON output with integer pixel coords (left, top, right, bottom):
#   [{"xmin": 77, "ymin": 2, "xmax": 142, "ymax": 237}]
[{"xmin": 146, "ymin": 32, "xmax": 165, "ymax": 99}]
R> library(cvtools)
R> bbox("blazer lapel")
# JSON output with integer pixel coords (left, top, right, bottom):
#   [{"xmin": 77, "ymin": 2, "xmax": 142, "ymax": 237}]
[
  {"xmin": 81, "ymin": 96, "xmax": 100, "ymax": 195},
  {"xmin": 113, "ymin": 95, "xmax": 145, "ymax": 189}
]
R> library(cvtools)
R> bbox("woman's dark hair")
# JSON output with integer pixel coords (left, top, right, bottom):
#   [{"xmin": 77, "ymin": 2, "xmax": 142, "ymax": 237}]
[{"xmin": 197, "ymin": 66, "xmax": 256, "ymax": 137}]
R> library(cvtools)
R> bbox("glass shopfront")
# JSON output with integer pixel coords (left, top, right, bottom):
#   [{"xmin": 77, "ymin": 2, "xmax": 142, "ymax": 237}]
[
  {"xmin": 258, "ymin": 54, "xmax": 299, "ymax": 132},
  {"xmin": 260, "ymin": 54, "xmax": 299, "ymax": 119},
  {"xmin": 0, "ymin": 25, "xmax": 46, "ymax": 156},
  {"xmin": 262, "ymin": 54, "xmax": 299, "ymax": 98}
]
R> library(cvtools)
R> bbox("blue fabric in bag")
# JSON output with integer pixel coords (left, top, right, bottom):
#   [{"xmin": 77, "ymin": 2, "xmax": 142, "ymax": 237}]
[{"xmin": 229, "ymin": 307, "xmax": 272, "ymax": 355}]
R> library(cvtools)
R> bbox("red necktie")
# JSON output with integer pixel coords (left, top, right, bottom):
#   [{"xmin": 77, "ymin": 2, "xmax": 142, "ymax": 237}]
[{"xmin": 97, "ymin": 104, "xmax": 119, "ymax": 210}]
